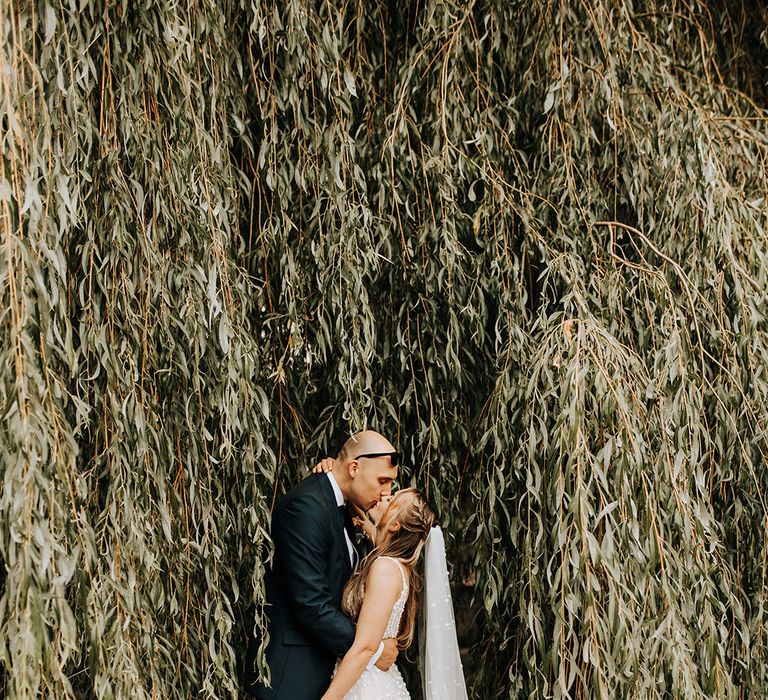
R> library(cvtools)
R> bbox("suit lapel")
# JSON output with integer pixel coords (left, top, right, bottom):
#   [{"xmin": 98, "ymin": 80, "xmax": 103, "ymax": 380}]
[{"xmin": 316, "ymin": 474, "xmax": 354, "ymax": 575}]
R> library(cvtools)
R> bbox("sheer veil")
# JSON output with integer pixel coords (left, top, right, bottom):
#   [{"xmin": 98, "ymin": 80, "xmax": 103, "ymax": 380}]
[{"xmin": 419, "ymin": 527, "xmax": 468, "ymax": 700}]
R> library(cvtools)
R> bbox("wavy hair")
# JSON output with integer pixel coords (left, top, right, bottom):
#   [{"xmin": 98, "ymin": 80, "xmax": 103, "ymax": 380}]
[{"xmin": 342, "ymin": 488, "xmax": 435, "ymax": 648}]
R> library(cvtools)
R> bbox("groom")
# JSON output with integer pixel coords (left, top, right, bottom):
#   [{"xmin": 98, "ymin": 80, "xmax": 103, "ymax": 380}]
[{"xmin": 246, "ymin": 430, "xmax": 400, "ymax": 699}]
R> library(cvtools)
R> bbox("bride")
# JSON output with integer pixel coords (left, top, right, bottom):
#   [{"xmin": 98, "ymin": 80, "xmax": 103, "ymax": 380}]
[{"xmin": 319, "ymin": 487, "xmax": 468, "ymax": 700}]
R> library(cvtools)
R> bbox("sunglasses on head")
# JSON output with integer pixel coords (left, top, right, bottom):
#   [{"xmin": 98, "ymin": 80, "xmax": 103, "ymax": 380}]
[{"xmin": 353, "ymin": 451, "xmax": 400, "ymax": 466}]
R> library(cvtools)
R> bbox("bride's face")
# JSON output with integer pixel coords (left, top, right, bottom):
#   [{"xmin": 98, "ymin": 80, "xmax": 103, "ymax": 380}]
[
  {"xmin": 367, "ymin": 494, "xmax": 394, "ymax": 529},
  {"xmin": 370, "ymin": 492, "xmax": 411, "ymax": 546}
]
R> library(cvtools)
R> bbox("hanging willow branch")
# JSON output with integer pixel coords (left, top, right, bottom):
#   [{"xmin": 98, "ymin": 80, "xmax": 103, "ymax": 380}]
[{"xmin": 1, "ymin": 0, "xmax": 767, "ymax": 698}]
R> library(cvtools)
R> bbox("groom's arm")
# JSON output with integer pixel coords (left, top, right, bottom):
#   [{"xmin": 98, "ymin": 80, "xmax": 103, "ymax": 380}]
[{"xmin": 273, "ymin": 493, "xmax": 356, "ymax": 658}]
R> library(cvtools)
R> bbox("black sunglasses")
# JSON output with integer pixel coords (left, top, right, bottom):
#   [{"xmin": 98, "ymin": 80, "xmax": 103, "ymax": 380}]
[{"xmin": 352, "ymin": 451, "xmax": 399, "ymax": 466}]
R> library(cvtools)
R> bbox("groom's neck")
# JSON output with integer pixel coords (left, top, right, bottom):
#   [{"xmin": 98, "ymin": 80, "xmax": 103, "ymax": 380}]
[{"xmin": 330, "ymin": 469, "xmax": 353, "ymax": 502}]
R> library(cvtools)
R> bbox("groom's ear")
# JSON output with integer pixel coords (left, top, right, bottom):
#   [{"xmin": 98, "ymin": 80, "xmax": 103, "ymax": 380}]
[{"xmin": 347, "ymin": 459, "xmax": 359, "ymax": 477}]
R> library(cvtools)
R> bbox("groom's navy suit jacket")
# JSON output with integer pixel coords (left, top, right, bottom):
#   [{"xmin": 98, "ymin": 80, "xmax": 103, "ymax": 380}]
[{"xmin": 246, "ymin": 473, "xmax": 358, "ymax": 699}]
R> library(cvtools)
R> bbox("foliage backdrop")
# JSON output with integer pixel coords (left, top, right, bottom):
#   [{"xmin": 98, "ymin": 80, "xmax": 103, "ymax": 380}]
[{"xmin": 2, "ymin": 0, "xmax": 767, "ymax": 698}]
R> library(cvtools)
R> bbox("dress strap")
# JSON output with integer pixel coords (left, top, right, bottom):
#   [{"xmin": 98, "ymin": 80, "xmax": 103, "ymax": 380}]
[{"xmin": 378, "ymin": 557, "xmax": 409, "ymax": 640}]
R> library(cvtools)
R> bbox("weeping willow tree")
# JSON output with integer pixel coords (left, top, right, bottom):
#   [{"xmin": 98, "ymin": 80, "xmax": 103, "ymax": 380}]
[{"xmin": 2, "ymin": 0, "xmax": 767, "ymax": 698}]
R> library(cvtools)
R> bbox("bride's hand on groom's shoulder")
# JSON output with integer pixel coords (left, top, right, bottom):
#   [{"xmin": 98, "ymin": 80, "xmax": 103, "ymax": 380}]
[{"xmin": 311, "ymin": 458, "xmax": 335, "ymax": 473}]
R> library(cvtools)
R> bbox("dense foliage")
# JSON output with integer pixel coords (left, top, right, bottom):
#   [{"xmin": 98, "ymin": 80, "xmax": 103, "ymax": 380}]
[{"xmin": 2, "ymin": 0, "xmax": 767, "ymax": 698}]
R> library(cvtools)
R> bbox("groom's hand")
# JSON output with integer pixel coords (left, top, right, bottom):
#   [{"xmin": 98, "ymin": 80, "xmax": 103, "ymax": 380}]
[
  {"xmin": 311, "ymin": 458, "xmax": 335, "ymax": 473},
  {"xmin": 374, "ymin": 638, "xmax": 398, "ymax": 671}
]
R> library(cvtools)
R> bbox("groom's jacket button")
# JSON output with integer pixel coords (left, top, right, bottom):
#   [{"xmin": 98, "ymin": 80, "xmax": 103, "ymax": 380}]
[{"xmin": 282, "ymin": 629, "xmax": 310, "ymax": 646}]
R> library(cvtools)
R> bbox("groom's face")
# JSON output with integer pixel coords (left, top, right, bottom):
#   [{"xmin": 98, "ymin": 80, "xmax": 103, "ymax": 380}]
[{"xmin": 348, "ymin": 457, "xmax": 398, "ymax": 511}]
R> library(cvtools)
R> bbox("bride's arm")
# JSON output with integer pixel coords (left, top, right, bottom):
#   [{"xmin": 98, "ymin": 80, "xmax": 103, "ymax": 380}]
[{"xmin": 320, "ymin": 558, "xmax": 403, "ymax": 700}]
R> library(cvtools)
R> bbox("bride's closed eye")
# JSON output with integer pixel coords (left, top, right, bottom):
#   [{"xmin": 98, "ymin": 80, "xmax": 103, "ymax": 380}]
[{"xmin": 367, "ymin": 495, "xmax": 393, "ymax": 524}]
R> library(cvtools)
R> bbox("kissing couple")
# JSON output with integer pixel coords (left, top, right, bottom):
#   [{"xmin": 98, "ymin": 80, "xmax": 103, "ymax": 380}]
[{"xmin": 245, "ymin": 430, "xmax": 468, "ymax": 700}]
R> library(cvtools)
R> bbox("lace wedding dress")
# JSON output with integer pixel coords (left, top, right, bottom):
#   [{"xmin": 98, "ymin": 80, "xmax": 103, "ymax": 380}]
[{"xmin": 339, "ymin": 557, "xmax": 411, "ymax": 700}]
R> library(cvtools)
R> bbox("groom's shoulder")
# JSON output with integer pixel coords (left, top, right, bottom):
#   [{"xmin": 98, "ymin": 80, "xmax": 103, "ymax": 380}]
[
  {"xmin": 275, "ymin": 473, "xmax": 328, "ymax": 513},
  {"xmin": 272, "ymin": 474, "xmax": 330, "ymax": 528}
]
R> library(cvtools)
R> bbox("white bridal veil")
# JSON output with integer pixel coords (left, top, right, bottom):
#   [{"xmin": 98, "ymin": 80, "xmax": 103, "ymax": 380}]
[{"xmin": 420, "ymin": 527, "xmax": 469, "ymax": 700}]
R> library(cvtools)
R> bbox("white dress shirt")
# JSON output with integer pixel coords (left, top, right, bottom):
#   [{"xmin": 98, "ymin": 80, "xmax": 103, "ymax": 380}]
[
  {"xmin": 325, "ymin": 472, "xmax": 384, "ymax": 670},
  {"xmin": 326, "ymin": 472, "xmax": 357, "ymax": 568}
]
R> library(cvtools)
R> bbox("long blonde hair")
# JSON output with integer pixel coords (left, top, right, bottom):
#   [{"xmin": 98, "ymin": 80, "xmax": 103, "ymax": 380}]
[{"xmin": 342, "ymin": 488, "xmax": 435, "ymax": 648}]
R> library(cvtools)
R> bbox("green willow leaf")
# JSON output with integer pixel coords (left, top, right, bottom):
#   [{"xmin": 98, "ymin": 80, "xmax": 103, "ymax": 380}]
[{"xmin": 1, "ymin": 1, "xmax": 767, "ymax": 699}]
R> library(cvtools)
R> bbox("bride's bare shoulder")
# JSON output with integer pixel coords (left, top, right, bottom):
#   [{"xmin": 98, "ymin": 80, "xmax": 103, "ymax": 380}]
[
  {"xmin": 369, "ymin": 556, "xmax": 402, "ymax": 573},
  {"xmin": 365, "ymin": 557, "xmax": 404, "ymax": 591}
]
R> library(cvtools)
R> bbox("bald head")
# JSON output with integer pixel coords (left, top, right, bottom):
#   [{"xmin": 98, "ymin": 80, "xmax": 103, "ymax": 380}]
[
  {"xmin": 334, "ymin": 430, "xmax": 398, "ymax": 510},
  {"xmin": 337, "ymin": 430, "xmax": 395, "ymax": 461}
]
